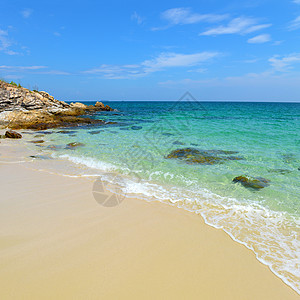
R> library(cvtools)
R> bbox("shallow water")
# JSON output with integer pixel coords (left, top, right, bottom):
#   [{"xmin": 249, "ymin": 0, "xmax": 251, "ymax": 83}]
[{"xmin": 22, "ymin": 100, "xmax": 300, "ymax": 293}]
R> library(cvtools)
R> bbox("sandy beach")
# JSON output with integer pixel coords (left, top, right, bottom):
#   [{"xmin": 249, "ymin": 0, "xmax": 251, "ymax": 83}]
[{"xmin": 0, "ymin": 137, "xmax": 299, "ymax": 300}]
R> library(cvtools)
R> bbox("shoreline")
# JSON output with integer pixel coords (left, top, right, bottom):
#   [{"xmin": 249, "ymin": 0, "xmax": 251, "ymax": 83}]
[{"xmin": 0, "ymin": 135, "xmax": 299, "ymax": 299}]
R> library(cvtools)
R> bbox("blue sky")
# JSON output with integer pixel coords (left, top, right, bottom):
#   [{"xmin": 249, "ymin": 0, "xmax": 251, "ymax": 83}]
[{"xmin": 1, "ymin": 0, "xmax": 300, "ymax": 101}]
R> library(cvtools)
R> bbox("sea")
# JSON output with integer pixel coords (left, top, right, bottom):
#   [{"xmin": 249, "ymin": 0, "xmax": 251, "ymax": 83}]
[{"xmin": 23, "ymin": 100, "xmax": 300, "ymax": 294}]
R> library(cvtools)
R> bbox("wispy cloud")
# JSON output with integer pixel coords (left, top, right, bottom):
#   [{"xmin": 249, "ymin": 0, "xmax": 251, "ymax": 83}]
[
  {"xmin": 200, "ymin": 17, "xmax": 271, "ymax": 36},
  {"xmin": 0, "ymin": 65, "xmax": 70, "ymax": 76},
  {"xmin": 21, "ymin": 8, "xmax": 33, "ymax": 19},
  {"xmin": 247, "ymin": 34, "xmax": 271, "ymax": 44},
  {"xmin": 153, "ymin": 7, "xmax": 228, "ymax": 30},
  {"xmin": 293, "ymin": 0, "xmax": 300, "ymax": 4},
  {"xmin": 0, "ymin": 65, "xmax": 46, "ymax": 71},
  {"xmin": 0, "ymin": 29, "xmax": 18, "ymax": 55},
  {"xmin": 269, "ymin": 53, "xmax": 300, "ymax": 72},
  {"xmin": 131, "ymin": 12, "xmax": 144, "ymax": 25},
  {"xmin": 84, "ymin": 51, "xmax": 219, "ymax": 79},
  {"xmin": 288, "ymin": 16, "xmax": 300, "ymax": 30},
  {"xmin": 142, "ymin": 52, "xmax": 218, "ymax": 73}
]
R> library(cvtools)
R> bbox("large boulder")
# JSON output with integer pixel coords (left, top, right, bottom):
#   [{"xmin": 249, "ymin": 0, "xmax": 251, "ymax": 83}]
[{"xmin": 232, "ymin": 175, "xmax": 270, "ymax": 190}]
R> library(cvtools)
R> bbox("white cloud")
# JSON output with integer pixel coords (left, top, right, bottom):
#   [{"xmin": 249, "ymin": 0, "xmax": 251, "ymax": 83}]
[
  {"xmin": 84, "ymin": 51, "xmax": 219, "ymax": 79},
  {"xmin": 152, "ymin": 7, "xmax": 228, "ymax": 30},
  {"xmin": 247, "ymin": 34, "xmax": 271, "ymax": 44},
  {"xmin": 269, "ymin": 53, "xmax": 300, "ymax": 72},
  {"xmin": 0, "ymin": 65, "xmax": 46, "ymax": 71},
  {"xmin": 142, "ymin": 52, "xmax": 218, "ymax": 73},
  {"xmin": 288, "ymin": 16, "xmax": 300, "ymax": 30},
  {"xmin": 0, "ymin": 29, "xmax": 18, "ymax": 55},
  {"xmin": 293, "ymin": 0, "xmax": 300, "ymax": 4},
  {"xmin": 200, "ymin": 17, "xmax": 271, "ymax": 36},
  {"xmin": 161, "ymin": 7, "xmax": 228, "ymax": 24},
  {"xmin": 21, "ymin": 9, "xmax": 33, "ymax": 18},
  {"xmin": 131, "ymin": 12, "xmax": 144, "ymax": 25},
  {"xmin": 0, "ymin": 65, "xmax": 70, "ymax": 76}
]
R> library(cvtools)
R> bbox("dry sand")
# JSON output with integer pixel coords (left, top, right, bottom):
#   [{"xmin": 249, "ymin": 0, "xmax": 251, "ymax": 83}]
[{"xmin": 0, "ymin": 138, "xmax": 299, "ymax": 299}]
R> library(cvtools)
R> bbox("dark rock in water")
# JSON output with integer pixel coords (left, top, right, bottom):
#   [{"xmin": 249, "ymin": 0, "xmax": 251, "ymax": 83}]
[
  {"xmin": 173, "ymin": 141, "xmax": 185, "ymax": 145},
  {"xmin": 225, "ymin": 156, "xmax": 244, "ymax": 161},
  {"xmin": 281, "ymin": 153, "xmax": 296, "ymax": 163},
  {"xmin": 298, "ymin": 167, "xmax": 300, "ymax": 171},
  {"xmin": 36, "ymin": 131, "xmax": 53, "ymax": 135},
  {"xmin": 5, "ymin": 130, "xmax": 22, "ymax": 139},
  {"xmin": 162, "ymin": 133, "xmax": 174, "ymax": 136},
  {"xmin": 232, "ymin": 175, "xmax": 270, "ymax": 190},
  {"xmin": 131, "ymin": 126, "xmax": 142, "ymax": 130},
  {"xmin": 88, "ymin": 130, "xmax": 102, "ymax": 134},
  {"xmin": 34, "ymin": 134, "xmax": 44, "ymax": 138},
  {"xmin": 66, "ymin": 142, "xmax": 85, "ymax": 149},
  {"xmin": 29, "ymin": 140, "xmax": 45, "ymax": 144},
  {"xmin": 166, "ymin": 148, "xmax": 243, "ymax": 165},
  {"xmin": 205, "ymin": 150, "xmax": 239, "ymax": 155},
  {"xmin": 166, "ymin": 148, "xmax": 222, "ymax": 165},
  {"xmin": 190, "ymin": 143, "xmax": 199, "ymax": 146},
  {"xmin": 268, "ymin": 169, "xmax": 292, "ymax": 175},
  {"xmin": 57, "ymin": 130, "xmax": 77, "ymax": 134},
  {"xmin": 0, "ymin": 134, "xmax": 6, "ymax": 139}
]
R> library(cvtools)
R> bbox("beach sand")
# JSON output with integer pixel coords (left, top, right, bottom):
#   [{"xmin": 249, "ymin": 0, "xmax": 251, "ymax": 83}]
[{"xmin": 0, "ymin": 138, "xmax": 299, "ymax": 299}]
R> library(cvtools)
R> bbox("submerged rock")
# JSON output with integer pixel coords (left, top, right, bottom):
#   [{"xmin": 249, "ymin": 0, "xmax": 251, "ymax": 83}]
[
  {"xmin": 131, "ymin": 126, "xmax": 142, "ymax": 130},
  {"xmin": 232, "ymin": 175, "xmax": 270, "ymax": 190},
  {"xmin": 88, "ymin": 130, "xmax": 102, "ymax": 134},
  {"xmin": 173, "ymin": 141, "xmax": 185, "ymax": 145},
  {"xmin": 268, "ymin": 169, "xmax": 292, "ymax": 175},
  {"xmin": 5, "ymin": 130, "xmax": 22, "ymax": 139},
  {"xmin": 29, "ymin": 140, "xmax": 45, "ymax": 144},
  {"xmin": 66, "ymin": 142, "xmax": 85, "ymax": 149},
  {"xmin": 165, "ymin": 148, "xmax": 243, "ymax": 165}
]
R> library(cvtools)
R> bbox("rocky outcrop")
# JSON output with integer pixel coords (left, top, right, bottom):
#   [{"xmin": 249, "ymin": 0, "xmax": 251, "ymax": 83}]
[
  {"xmin": 0, "ymin": 80, "xmax": 115, "ymax": 129},
  {"xmin": 232, "ymin": 175, "xmax": 270, "ymax": 190}
]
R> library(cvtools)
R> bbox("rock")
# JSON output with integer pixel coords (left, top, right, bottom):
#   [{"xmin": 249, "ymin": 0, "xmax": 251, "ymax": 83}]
[
  {"xmin": 66, "ymin": 142, "xmax": 85, "ymax": 149},
  {"xmin": 34, "ymin": 134, "xmax": 44, "ymax": 138},
  {"xmin": 57, "ymin": 130, "xmax": 77, "ymax": 134},
  {"xmin": 0, "ymin": 134, "xmax": 6, "ymax": 139},
  {"xmin": 94, "ymin": 101, "xmax": 114, "ymax": 111},
  {"xmin": 173, "ymin": 141, "xmax": 184, "ymax": 145},
  {"xmin": 232, "ymin": 176, "xmax": 270, "ymax": 190},
  {"xmin": 94, "ymin": 101, "xmax": 105, "ymax": 109},
  {"xmin": 165, "ymin": 148, "xmax": 243, "ymax": 165},
  {"xmin": 5, "ymin": 130, "xmax": 22, "ymax": 139},
  {"xmin": 70, "ymin": 102, "xmax": 87, "ymax": 109},
  {"xmin": 268, "ymin": 169, "xmax": 292, "ymax": 175},
  {"xmin": 29, "ymin": 140, "xmax": 45, "ymax": 144},
  {"xmin": 88, "ymin": 130, "xmax": 102, "ymax": 134},
  {"xmin": 131, "ymin": 126, "xmax": 142, "ymax": 130}
]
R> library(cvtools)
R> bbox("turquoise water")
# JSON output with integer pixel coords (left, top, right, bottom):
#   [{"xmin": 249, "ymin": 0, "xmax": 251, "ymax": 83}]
[{"xmin": 26, "ymin": 101, "xmax": 300, "ymax": 293}]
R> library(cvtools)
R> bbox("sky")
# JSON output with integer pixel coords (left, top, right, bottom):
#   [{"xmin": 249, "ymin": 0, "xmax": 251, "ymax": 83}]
[{"xmin": 1, "ymin": 0, "xmax": 300, "ymax": 101}]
